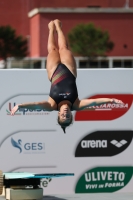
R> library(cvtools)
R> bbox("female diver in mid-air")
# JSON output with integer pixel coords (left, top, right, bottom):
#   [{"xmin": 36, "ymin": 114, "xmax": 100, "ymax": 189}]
[{"xmin": 10, "ymin": 19, "xmax": 123, "ymax": 133}]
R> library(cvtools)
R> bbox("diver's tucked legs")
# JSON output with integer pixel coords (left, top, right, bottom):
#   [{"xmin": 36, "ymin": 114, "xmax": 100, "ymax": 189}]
[
  {"xmin": 46, "ymin": 21, "xmax": 60, "ymax": 80},
  {"xmin": 54, "ymin": 19, "xmax": 77, "ymax": 77}
]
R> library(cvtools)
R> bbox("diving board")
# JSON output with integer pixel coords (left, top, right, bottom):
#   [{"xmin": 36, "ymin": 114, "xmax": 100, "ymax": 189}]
[
  {"xmin": 0, "ymin": 170, "xmax": 74, "ymax": 200},
  {"xmin": 4, "ymin": 172, "xmax": 74, "ymax": 179}
]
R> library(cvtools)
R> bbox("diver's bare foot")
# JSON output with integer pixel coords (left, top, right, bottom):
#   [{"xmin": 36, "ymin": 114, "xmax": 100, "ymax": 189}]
[
  {"xmin": 48, "ymin": 21, "xmax": 55, "ymax": 31},
  {"xmin": 54, "ymin": 19, "xmax": 62, "ymax": 32}
]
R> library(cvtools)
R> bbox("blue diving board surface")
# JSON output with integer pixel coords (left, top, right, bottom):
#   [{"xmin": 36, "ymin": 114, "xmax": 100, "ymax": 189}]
[{"xmin": 3, "ymin": 172, "xmax": 74, "ymax": 179}]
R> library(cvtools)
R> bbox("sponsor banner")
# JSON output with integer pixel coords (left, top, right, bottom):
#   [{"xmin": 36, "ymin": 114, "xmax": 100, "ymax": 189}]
[
  {"xmin": 41, "ymin": 178, "xmax": 52, "ymax": 188},
  {"xmin": 75, "ymin": 94, "xmax": 133, "ymax": 121},
  {"xmin": 75, "ymin": 130, "xmax": 133, "ymax": 157},
  {"xmin": 2, "ymin": 132, "xmax": 46, "ymax": 155},
  {"xmin": 75, "ymin": 166, "xmax": 133, "ymax": 193},
  {"xmin": 10, "ymin": 137, "xmax": 45, "ymax": 154}
]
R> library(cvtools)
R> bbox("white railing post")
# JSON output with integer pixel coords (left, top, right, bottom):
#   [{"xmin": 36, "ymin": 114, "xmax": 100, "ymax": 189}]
[
  {"xmin": 41, "ymin": 58, "xmax": 45, "ymax": 69},
  {"xmin": 109, "ymin": 58, "xmax": 113, "ymax": 68},
  {"xmin": 7, "ymin": 58, "xmax": 12, "ymax": 69}
]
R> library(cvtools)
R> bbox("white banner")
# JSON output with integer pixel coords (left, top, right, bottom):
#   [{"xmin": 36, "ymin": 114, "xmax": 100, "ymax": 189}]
[{"xmin": 0, "ymin": 69, "xmax": 133, "ymax": 194}]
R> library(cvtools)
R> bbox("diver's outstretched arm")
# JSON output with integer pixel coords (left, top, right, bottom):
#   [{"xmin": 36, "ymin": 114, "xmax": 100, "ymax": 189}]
[
  {"xmin": 77, "ymin": 98, "xmax": 124, "ymax": 110},
  {"xmin": 10, "ymin": 101, "xmax": 53, "ymax": 115}
]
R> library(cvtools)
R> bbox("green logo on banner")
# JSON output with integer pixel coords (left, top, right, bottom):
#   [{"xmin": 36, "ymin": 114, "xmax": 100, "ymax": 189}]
[{"xmin": 75, "ymin": 166, "xmax": 133, "ymax": 193}]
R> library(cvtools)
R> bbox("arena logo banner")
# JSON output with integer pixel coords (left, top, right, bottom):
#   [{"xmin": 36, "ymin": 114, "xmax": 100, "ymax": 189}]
[
  {"xmin": 75, "ymin": 166, "xmax": 133, "ymax": 193},
  {"xmin": 75, "ymin": 94, "xmax": 133, "ymax": 121},
  {"xmin": 75, "ymin": 130, "xmax": 133, "ymax": 157}
]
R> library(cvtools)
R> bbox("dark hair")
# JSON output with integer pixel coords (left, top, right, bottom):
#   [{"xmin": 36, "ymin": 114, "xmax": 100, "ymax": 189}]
[{"xmin": 57, "ymin": 114, "xmax": 73, "ymax": 133}]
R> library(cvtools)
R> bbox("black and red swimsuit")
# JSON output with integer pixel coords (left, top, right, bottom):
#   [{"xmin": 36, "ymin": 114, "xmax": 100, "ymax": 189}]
[{"xmin": 49, "ymin": 63, "xmax": 78, "ymax": 110}]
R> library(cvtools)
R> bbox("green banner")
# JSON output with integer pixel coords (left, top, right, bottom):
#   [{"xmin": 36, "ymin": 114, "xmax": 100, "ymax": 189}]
[{"xmin": 75, "ymin": 166, "xmax": 133, "ymax": 193}]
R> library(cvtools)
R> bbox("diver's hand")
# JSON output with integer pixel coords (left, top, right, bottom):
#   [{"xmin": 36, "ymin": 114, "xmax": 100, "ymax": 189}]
[
  {"xmin": 111, "ymin": 99, "xmax": 124, "ymax": 104},
  {"xmin": 10, "ymin": 104, "xmax": 20, "ymax": 116}
]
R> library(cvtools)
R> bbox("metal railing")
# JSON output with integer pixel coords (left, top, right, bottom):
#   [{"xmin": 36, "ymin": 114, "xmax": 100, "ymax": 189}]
[{"xmin": 4, "ymin": 56, "xmax": 133, "ymax": 69}]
